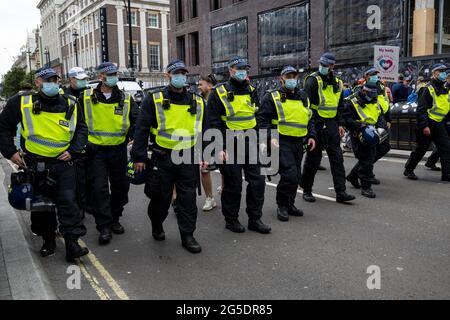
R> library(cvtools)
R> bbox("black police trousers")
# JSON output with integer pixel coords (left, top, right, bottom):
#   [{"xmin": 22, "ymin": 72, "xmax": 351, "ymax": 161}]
[
  {"xmin": 28, "ymin": 160, "xmax": 86, "ymax": 239},
  {"xmin": 145, "ymin": 151, "xmax": 199, "ymax": 236},
  {"xmin": 425, "ymin": 145, "xmax": 441, "ymax": 167},
  {"xmin": 75, "ymin": 158, "xmax": 91, "ymax": 213},
  {"xmin": 405, "ymin": 120, "xmax": 450, "ymax": 178},
  {"xmin": 277, "ymin": 137, "xmax": 304, "ymax": 209},
  {"xmin": 349, "ymin": 134, "xmax": 377, "ymax": 190},
  {"xmin": 301, "ymin": 118, "xmax": 347, "ymax": 193},
  {"xmin": 87, "ymin": 143, "xmax": 130, "ymax": 230}
]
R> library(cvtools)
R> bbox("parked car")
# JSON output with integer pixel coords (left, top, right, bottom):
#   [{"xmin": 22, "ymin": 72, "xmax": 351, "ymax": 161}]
[{"xmin": 88, "ymin": 78, "xmax": 144, "ymax": 105}]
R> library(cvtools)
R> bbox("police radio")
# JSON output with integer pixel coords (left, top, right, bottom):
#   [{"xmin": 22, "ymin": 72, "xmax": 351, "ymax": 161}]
[{"xmin": 162, "ymin": 99, "xmax": 171, "ymax": 110}]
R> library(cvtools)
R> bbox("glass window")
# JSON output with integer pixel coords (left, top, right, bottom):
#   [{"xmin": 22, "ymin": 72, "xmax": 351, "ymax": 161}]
[
  {"xmin": 258, "ymin": 3, "xmax": 309, "ymax": 74},
  {"xmin": 128, "ymin": 11, "xmax": 138, "ymax": 26},
  {"xmin": 211, "ymin": 19, "xmax": 248, "ymax": 73},
  {"xmin": 326, "ymin": 0, "xmax": 403, "ymax": 64},
  {"xmin": 210, "ymin": 0, "xmax": 221, "ymax": 11},
  {"xmin": 149, "ymin": 43, "xmax": 161, "ymax": 71},
  {"xmin": 177, "ymin": 36, "xmax": 186, "ymax": 62},
  {"xmin": 148, "ymin": 13, "xmax": 159, "ymax": 28},
  {"xmin": 176, "ymin": 0, "xmax": 183, "ymax": 23},
  {"xmin": 190, "ymin": 0, "xmax": 198, "ymax": 18},
  {"xmin": 128, "ymin": 43, "xmax": 139, "ymax": 69}
]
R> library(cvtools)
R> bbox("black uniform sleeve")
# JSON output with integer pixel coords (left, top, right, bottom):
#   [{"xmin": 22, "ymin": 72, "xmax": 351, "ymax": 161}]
[
  {"xmin": 416, "ymin": 87, "xmax": 433, "ymax": 129},
  {"xmin": 343, "ymin": 99, "xmax": 363, "ymax": 132},
  {"xmin": 67, "ymin": 100, "xmax": 88, "ymax": 156},
  {"xmin": 384, "ymin": 108, "xmax": 392, "ymax": 124},
  {"xmin": 257, "ymin": 92, "xmax": 277, "ymax": 141},
  {"xmin": 130, "ymin": 94, "xmax": 155, "ymax": 163},
  {"xmin": 304, "ymin": 76, "xmax": 319, "ymax": 106},
  {"xmin": 336, "ymin": 92, "xmax": 345, "ymax": 126},
  {"xmin": 0, "ymin": 95, "xmax": 21, "ymax": 159},
  {"xmin": 127, "ymin": 97, "xmax": 139, "ymax": 140}
]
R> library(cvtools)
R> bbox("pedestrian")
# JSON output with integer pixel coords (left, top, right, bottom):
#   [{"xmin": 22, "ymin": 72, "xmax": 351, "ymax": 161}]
[
  {"xmin": 346, "ymin": 67, "xmax": 392, "ymax": 187},
  {"xmin": 79, "ymin": 62, "xmax": 139, "ymax": 245},
  {"xmin": 404, "ymin": 64, "xmax": 450, "ymax": 181},
  {"xmin": 0, "ymin": 67, "xmax": 89, "ymax": 262},
  {"xmin": 198, "ymin": 74, "xmax": 219, "ymax": 212},
  {"xmin": 258, "ymin": 66, "xmax": 316, "ymax": 221},
  {"xmin": 131, "ymin": 60, "xmax": 206, "ymax": 254},
  {"xmin": 343, "ymin": 83, "xmax": 384, "ymax": 198},
  {"xmin": 300, "ymin": 53, "xmax": 355, "ymax": 204},
  {"xmin": 207, "ymin": 56, "xmax": 271, "ymax": 234},
  {"xmin": 64, "ymin": 67, "xmax": 92, "ymax": 218},
  {"xmin": 391, "ymin": 74, "xmax": 409, "ymax": 104}
]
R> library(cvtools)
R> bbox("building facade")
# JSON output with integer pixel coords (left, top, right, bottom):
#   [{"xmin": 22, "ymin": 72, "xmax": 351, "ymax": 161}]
[
  {"xmin": 37, "ymin": 0, "xmax": 65, "ymax": 74},
  {"xmin": 56, "ymin": 0, "xmax": 169, "ymax": 85},
  {"xmin": 169, "ymin": 0, "xmax": 450, "ymax": 78}
]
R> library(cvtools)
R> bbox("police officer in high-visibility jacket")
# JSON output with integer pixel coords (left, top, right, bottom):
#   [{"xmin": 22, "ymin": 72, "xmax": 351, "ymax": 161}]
[
  {"xmin": 0, "ymin": 67, "xmax": 89, "ymax": 262},
  {"xmin": 207, "ymin": 56, "xmax": 271, "ymax": 234},
  {"xmin": 343, "ymin": 83, "xmax": 384, "ymax": 198},
  {"xmin": 131, "ymin": 60, "xmax": 206, "ymax": 254},
  {"xmin": 404, "ymin": 64, "xmax": 450, "ymax": 181},
  {"xmin": 346, "ymin": 67, "xmax": 392, "ymax": 188},
  {"xmin": 300, "ymin": 53, "xmax": 355, "ymax": 203},
  {"xmin": 258, "ymin": 66, "xmax": 317, "ymax": 221},
  {"xmin": 78, "ymin": 62, "xmax": 139, "ymax": 245}
]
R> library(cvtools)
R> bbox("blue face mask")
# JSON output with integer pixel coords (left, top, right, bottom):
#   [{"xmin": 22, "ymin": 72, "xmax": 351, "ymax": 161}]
[
  {"xmin": 76, "ymin": 79, "xmax": 87, "ymax": 89},
  {"xmin": 368, "ymin": 75, "xmax": 379, "ymax": 84},
  {"xmin": 438, "ymin": 72, "xmax": 447, "ymax": 82},
  {"xmin": 233, "ymin": 70, "xmax": 248, "ymax": 82},
  {"xmin": 284, "ymin": 79, "xmax": 298, "ymax": 90},
  {"xmin": 319, "ymin": 66, "xmax": 329, "ymax": 76},
  {"xmin": 41, "ymin": 82, "xmax": 60, "ymax": 97},
  {"xmin": 171, "ymin": 74, "xmax": 187, "ymax": 89},
  {"xmin": 105, "ymin": 76, "xmax": 119, "ymax": 87}
]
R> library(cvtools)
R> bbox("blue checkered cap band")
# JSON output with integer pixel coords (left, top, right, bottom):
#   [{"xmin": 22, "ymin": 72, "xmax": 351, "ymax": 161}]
[
  {"xmin": 96, "ymin": 63, "xmax": 119, "ymax": 74},
  {"xmin": 319, "ymin": 53, "xmax": 336, "ymax": 66},
  {"xmin": 166, "ymin": 61, "xmax": 188, "ymax": 73},
  {"xmin": 228, "ymin": 57, "xmax": 249, "ymax": 68},
  {"xmin": 281, "ymin": 66, "xmax": 298, "ymax": 76},
  {"xmin": 35, "ymin": 67, "xmax": 59, "ymax": 79}
]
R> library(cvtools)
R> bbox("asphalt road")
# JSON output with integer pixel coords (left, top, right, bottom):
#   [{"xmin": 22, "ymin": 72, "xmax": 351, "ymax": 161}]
[{"xmin": 2, "ymin": 154, "xmax": 449, "ymax": 300}]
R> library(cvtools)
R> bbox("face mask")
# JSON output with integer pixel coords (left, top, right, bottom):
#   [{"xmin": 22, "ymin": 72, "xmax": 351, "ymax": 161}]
[
  {"xmin": 319, "ymin": 66, "xmax": 329, "ymax": 76},
  {"xmin": 368, "ymin": 76, "xmax": 379, "ymax": 84},
  {"xmin": 284, "ymin": 79, "xmax": 298, "ymax": 90},
  {"xmin": 76, "ymin": 79, "xmax": 87, "ymax": 89},
  {"xmin": 233, "ymin": 70, "xmax": 248, "ymax": 82},
  {"xmin": 105, "ymin": 76, "xmax": 119, "ymax": 87},
  {"xmin": 170, "ymin": 74, "xmax": 187, "ymax": 89},
  {"xmin": 41, "ymin": 82, "xmax": 60, "ymax": 97},
  {"xmin": 438, "ymin": 72, "xmax": 447, "ymax": 82}
]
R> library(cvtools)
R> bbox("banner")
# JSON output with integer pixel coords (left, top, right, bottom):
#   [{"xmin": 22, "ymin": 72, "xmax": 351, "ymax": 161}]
[
  {"xmin": 100, "ymin": 8, "xmax": 109, "ymax": 63},
  {"xmin": 374, "ymin": 45, "xmax": 400, "ymax": 83}
]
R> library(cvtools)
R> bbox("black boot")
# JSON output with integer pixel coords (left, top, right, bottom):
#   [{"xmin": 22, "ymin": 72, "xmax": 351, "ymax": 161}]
[
  {"xmin": 425, "ymin": 163, "xmax": 441, "ymax": 171},
  {"xmin": 40, "ymin": 235, "xmax": 56, "ymax": 258},
  {"xmin": 336, "ymin": 191, "xmax": 356, "ymax": 203},
  {"xmin": 98, "ymin": 226, "xmax": 112, "ymax": 245},
  {"xmin": 277, "ymin": 207, "xmax": 289, "ymax": 222},
  {"xmin": 152, "ymin": 224, "xmax": 166, "ymax": 241},
  {"xmin": 442, "ymin": 176, "xmax": 450, "ymax": 182},
  {"xmin": 65, "ymin": 238, "xmax": 89, "ymax": 263},
  {"xmin": 346, "ymin": 174, "xmax": 361, "ymax": 189},
  {"xmin": 361, "ymin": 188, "xmax": 377, "ymax": 198},
  {"xmin": 181, "ymin": 234, "xmax": 202, "ymax": 254},
  {"xmin": 248, "ymin": 219, "xmax": 271, "ymax": 234},
  {"xmin": 225, "ymin": 220, "xmax": 245, "ymax": 233},
  {"xmin": 302, "ymin": 191, "xmax": 316, "ymax": 203},
  {"xmin": 404, "ymin": 169, "xmax": 418, "ymax": 180},
  {"xmin": 111, "ymin": 219, "xmax": 125, "ymax": 235},
  {"xmin": 288, "ymin": 205, "xmax": 304, "ymax": 217},
  {"xmin": 369, "ymin": 177, "xmax": 381, "ymax": 185}
]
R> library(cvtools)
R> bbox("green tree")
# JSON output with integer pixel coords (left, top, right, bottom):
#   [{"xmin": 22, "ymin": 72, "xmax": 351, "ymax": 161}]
[{"xmin": 1, "ymin": 68, "xmax": 34, "ymax": 98}]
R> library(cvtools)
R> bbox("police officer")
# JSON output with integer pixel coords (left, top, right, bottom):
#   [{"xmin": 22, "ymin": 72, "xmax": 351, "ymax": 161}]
[
  {"xmin": 78, "ymin": 62, "xmax": 139, "ymax": 245},
  {"xmin": 404, "ymin": 64, "xmax": 450, "ymax": 181},
  {"xmin": 64, "ymin": 67, "xmax": 92, "ymax": 217},
  {"xmin": 343, "ymin": 83, "xmax": 383, "ymax": 198},
  {"xmin": 131, "ymin": 60, "xmax": 205, "ymax": 253},
  {"xmin": 258, "ymin": 66, "xmax": 316, "ymax": 221},
  {"xmin": 0, "ymin": 67, "xmax": 89, "ymax": 262},
  {"xmin": 346, "ymin": 67, "xmax": 392, "ymax": 188},
  {"xmin": 300, "ymin": 53, "xmax": 355, "ymax": 203},
  {"xmin": 207, "ymin": 56, "xmax": 271, "ymax": 234}
]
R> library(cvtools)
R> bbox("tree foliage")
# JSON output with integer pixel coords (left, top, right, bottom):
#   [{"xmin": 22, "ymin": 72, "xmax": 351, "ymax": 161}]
[{"xmin": 1, "ymin": 68, "xmax": 34, "ymax": 98}]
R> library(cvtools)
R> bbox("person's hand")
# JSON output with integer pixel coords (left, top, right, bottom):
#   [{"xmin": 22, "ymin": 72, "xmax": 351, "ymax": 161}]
[
  {"xmin": 200, "ymin": 161, "xmax": 209, "ymax": 170},
  {"xmin": 423, "ymin": 127, "xmax": 431, "ymax": 137},
  {"xmin": 127, "ymin": 140, "xmax": 134, "ymax": 147},
  {"xmin": 338, "ymin": 126, "xmax": 346, "ymax": 138},
  {"xmin": 134, "ymin": 162, "xmax": 146, "ymax": 173},
  {"xmin": 387, "ymin": 122, "xmax": 392, "ymax": 129},
  {"xmin": 271, "ymin": 138, "xmax": 279, "ymax": 148},
  {"xmin": 218, "ymin": 150, "xmax": 228, "ymax": 162},
  {"xmin": 10, "ymin": 152, "xmax": 25, "ymax": 168},
  {"xmin": 308, "ymin": 138, "xmax": 316, "ymax": 152},
  {"xmin": 57, "ymin": 151, "xmax": 72, "ymax": 162}
]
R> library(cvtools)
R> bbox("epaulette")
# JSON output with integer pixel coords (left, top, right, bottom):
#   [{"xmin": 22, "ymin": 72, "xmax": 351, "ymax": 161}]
[{"xmin": 18, "ymin": 90, "xmax": 37, "ymax": 96}]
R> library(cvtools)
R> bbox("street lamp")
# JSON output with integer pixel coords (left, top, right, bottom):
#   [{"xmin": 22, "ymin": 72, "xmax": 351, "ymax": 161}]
[
  {"xmin": 72, "ymin": 30, "xmax": 79, "ymax": 66},
  {"xmin": 26, "ymin": 48, "xmax": 32, "ymax": 74},
  {"xmin": 44, "ymin": 47, "xmax": 50, "ymax": 67},
  {"xmin": 123, "ymin": 0, "xmax": 134, "ymax": 74}
]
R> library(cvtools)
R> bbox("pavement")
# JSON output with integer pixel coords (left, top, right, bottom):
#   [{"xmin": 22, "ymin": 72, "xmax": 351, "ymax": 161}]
[{"xmin": 0, "ymin": 150, "xmax": 449, "ymax": 300}]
